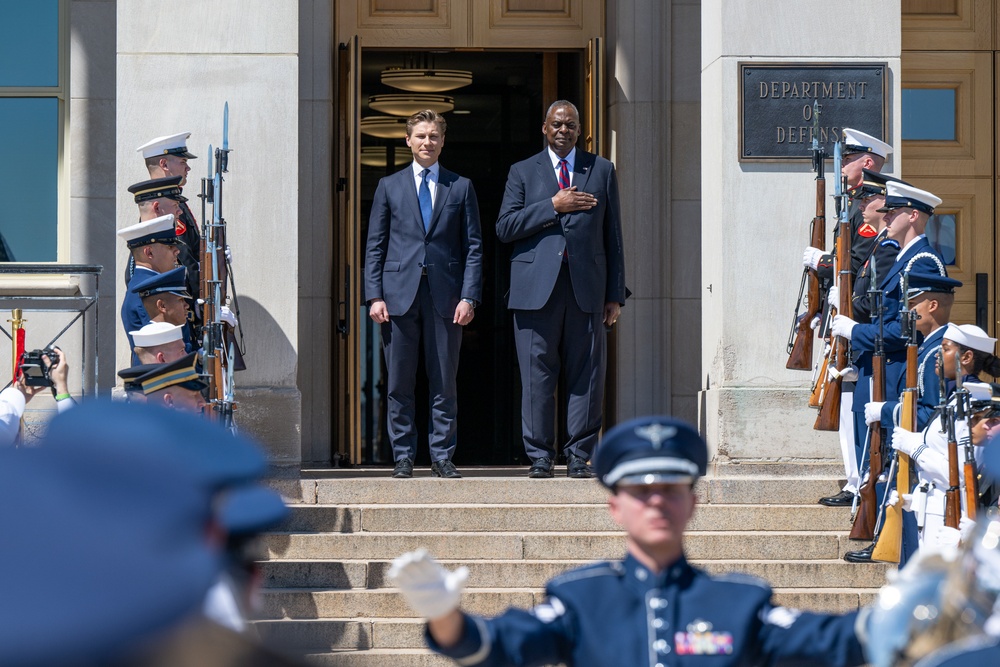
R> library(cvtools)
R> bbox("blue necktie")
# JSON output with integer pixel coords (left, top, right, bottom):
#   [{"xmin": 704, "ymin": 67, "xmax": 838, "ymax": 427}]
[{"xmin": 419, "ymin": 168, "xmax": 433, "ymax": 233}]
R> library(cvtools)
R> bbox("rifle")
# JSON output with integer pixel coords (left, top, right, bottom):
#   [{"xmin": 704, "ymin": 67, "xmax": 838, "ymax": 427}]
[
  {"xmin": 943, "ymin": 350, "xmax": 961, "ymax": 529},
  {"xmin": 814, "ymin": 142, "xmax": 852, "ymax": 431},
  {"xmin": 786, "ymin": 101, "xmax": 825, "ymax": 371},
  {"xmin": 957, "ymin": 362, "xmax": 978, "ymax": 520},
  {"xmin": 849, "ymin": 279, "xmax": 884, "ymax": 540},
  {"xmin": 872, "ymin": 272, "xmax": 916, "ymax": 564},
  {"xmin": 198, "ymin": 103, "xmax": 237, "ymax": 430}
]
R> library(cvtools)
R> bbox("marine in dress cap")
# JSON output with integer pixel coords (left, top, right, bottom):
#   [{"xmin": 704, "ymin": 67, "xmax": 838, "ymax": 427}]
[
  {"xmin": 128, "ymin": 175, "xmax": 185, "ymax": 203},
  {"xmin": 905, "ymin": 272, "xmax": 963, "ymax": 298},
  {"xmin": 116, "ymin": 213, "xmax": 177, "ymax": 249},
  {"xmin": 593, "ymin": 415, "xmax": 708, "ymax": 489},
  {"xmin": 849, "ymin": 168, "xmax": 903, "ymax": 200},
  {"xmin": 944, "ymin": 323, "xmax": 997, "ymax": 354},
  {"xmin": 130, "ymin": 320, "xmax": 184, "ymax": 348},
  {"xmin": 118, "ymin": 363, "xmax": 161, "ymax": 392},
  {"xmin": 130, "ymin": 265, "xmax": 191, "ymax": 299},
  {"xmin": 0, "ymin": 403, "xmax": 220, "ymax": 666},
  {"xmin": 841, "ymin": 127, "xmax": 893, "ymax": 159},
  {"xmin": 877, "ymin": 181, "xmax": 942, "ymax": 215},
  {"xmin": 136, "ymin": 351, "xmax": 206, "ymax": 395},
  {"xmin": 136, "ymin": 131, "xmax": 197, "ymax": 160}
]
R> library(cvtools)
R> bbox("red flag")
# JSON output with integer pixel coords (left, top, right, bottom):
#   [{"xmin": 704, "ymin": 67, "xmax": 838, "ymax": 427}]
[{"xmin": 13, "ymin": 327, "xmax": 25, "ymax": 383}]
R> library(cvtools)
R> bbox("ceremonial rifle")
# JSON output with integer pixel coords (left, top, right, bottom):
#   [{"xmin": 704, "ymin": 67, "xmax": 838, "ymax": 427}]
[
  {"xmin": 198, "ymin": 103, "xmax": 237, "ymax": 430},
  {"xmin": 814, "ymin": 142, "xmax": 852, "ymax": 431},
  {"xmin": 956, "ymin": 362, "xmax": 978, "ymax": 520},
  {"xmin": 872, "ymin": 272, "xmax": 916, "ymax": 564},
  {"xmin": 786, "ymin": 100, "xmax": 825, "ymax": 370},
  {"xmin": 943, "ymin": 351, "xmax": 962, "ymax": 529},
  {"xmin": 849, "ymin": 275, "xmax": 883, "ymax": 540}
]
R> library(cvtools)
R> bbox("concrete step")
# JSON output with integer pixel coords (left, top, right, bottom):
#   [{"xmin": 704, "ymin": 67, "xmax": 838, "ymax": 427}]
[
  {"xmin": 267, "ymin": 475, "xmax": 846, "ymax": 507},
  {"xmin": 303, "ymin": 649, "xmax": 451, "ymax": 666},
  {"xmin": 265, "ymin": 530, "xmax": 864, "ymax": 561},
  {"xmin": 261, "ymin": 558, "xmax": 889, "ymax": 590},
  {"xmin": 278, "ymin": 503, "xmax": 854, "ymax": 533}
]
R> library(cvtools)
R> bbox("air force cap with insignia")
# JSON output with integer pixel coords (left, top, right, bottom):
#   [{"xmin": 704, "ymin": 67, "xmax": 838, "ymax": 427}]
[
  {"xmin": 877, "ymin": 181, "xmax": 942, "ymax": 215},
  {"xmin": 594, "ymin": 416, "xmax": 709, "ymax": 489},
  {"xmin": 117, "ymin": 214, "xmax": 178, "ymax": 249},
  {"xmin": 130, "ymin": 266, "xmax": 191, "ymax": 299},
  {"xmin": 136, "ymin": 132, "xmax": 197, "ymax": 160},
  {"xmin": 841, "ymin": 127, "xmax": 892, "ymax": 159}
]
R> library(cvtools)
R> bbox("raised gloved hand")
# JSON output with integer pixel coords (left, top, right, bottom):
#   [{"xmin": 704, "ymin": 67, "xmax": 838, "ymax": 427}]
[
  {"xmin": 831, "ymin": 314, "xmax": 857, "ymax": 341},
  {"xmin": 891, "ymin": 426, "xmax": 922, "ymax": 457},
  {"xmin": 803, "ymin": 246, "xmax": 825, "ymax": 271},
  {"xmin": 864, "ymin": 401, "xmax": 885, "ymax": 425},
  {"xmin": 388, "ymin": 549, "xmax": 468, "ymax": 620},
  {"xmin": 220, "ymin": 305, "xmax": 238, "ymax": 328}
]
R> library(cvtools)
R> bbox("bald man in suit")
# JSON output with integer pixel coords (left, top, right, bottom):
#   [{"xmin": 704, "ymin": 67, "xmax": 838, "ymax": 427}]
[
  {"xmin": 497, "ymin": 100, "xmax": 626, "ymax": 479},
  {"xmin": 365, "ymin": 110, "xmax": 483, "ymax": 479}
]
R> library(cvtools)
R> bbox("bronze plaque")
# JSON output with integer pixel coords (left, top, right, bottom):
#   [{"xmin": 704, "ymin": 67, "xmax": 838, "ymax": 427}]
[{"xmin": 739, "ymin": 63, "xmax": 888, "ymax": 162}]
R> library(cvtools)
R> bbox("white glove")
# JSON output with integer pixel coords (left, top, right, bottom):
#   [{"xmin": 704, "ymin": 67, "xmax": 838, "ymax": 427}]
[
  {"xmin": 886, "ymin": 490, "xmax": 899, "ymax": 508},
  {"xmin": 388, "ymin": 549, "xmax": 468, "ymax": 620},
  {"xmin": 959, "ymin": 516, "xmax": 977, "ymax": 542},
  {"xmin": 924, "ymin": 525, "xmax": 962, "ymax": 554},
  {"xmin": 901, "ymin": 493, "xmax": 913, "ymax": 512},
  {"xmin": 827, "ymin": 285, "xmax": 839, "ymax": 309},
  {"xmin": 220, "ymin": 305, "xmax": 238, "ymax": 328},
  {"xmin": 864, "ymin": 401, "xmax": 885, "ymax": 425},
  {"xmin": 831, "ymin": 314, "xmax": 857, "ymax": 341},
  {"xmin": 827, "ymin": 364, "xmax": 858, "ymax": 383},
  {"xmin": 803, "ymin": 246, "xmax": 824, "ymax": 270},
  {"xmin": 225, "ymin": 244, "xmax": 233, "ymax": 264},
  {"xmin": 809, "ymin": 315, "xmax": 822, "ymax": 331},
  {"xmin": 891, "ymin": 426, "xmax": 922, "ymax": 457}
]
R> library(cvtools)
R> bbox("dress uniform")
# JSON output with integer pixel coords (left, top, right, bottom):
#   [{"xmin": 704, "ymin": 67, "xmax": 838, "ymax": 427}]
[
  {"xmin": 392, "ymin": 417, "xmax": 866, "ymax": 667},
  {"xmin": 128, "ymin": 265, "xmax": 194, "ymax": 362},
  {"xmin": 117, "ymin": 214, "xmax": 178, "ymax": 359}
]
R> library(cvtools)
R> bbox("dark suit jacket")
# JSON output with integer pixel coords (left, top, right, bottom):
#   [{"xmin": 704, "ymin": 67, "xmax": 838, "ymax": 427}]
[
  {"xmin": 496, "ymin": 148, "xmax": 625, "ymax": 313},
  {"xmin": 365, "ymin": 165, "xmax": 483, "ymax": 318}
]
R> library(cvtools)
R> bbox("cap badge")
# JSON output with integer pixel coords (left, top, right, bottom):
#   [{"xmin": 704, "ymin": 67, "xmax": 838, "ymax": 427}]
[{"xmin": 634, "ymin": 423, "xmax": 677, "ymax": 450}]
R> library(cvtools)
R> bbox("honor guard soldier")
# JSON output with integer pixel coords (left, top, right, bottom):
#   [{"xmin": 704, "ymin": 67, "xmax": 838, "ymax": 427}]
[
  {"xmin": 117, "ymin": 214, "xmax": 180, "ymax": 357},
  {"xmin": 129, "ymin": 266, "xmax": 193, "ymax": 362},
  {"xmin": 390, "ymin": 416, "xmax": 866, "ymax": 667},
  {"xmin": 117, "ymin": 363, "xmax": 159, "ymax": 403},
  {"xmin": 137, "ymin": 351, "xmax": 208, "ymax": 413},
  {"xmin": 130, "ymin": 321, "xmax": 187, "ymax": 365},
  {"xmin": 813, "ymin": 168, "xmax": 902, "ymax": 507},
  {"xmin": 136, "ymin": 133, "xmax": 202, "ymax": 307}
]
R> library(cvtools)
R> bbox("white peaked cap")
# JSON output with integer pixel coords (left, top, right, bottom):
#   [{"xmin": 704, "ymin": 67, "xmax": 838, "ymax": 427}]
[
  {"xmin": 841, "ymin": 128, "xmax": 892, "ymax": 158},
  {"xmin": 116, "ymin": 214, "xmax": 177, "ymax": 247},
  {"xmin": 945, "ymin": 323, "xmax": 997, "ymax": 354},
  {"xmin": 135, "ymin": 132, "xmax": 196, "ymax": 159},
  {"xmin": 130, "ymin": 321, "xmax": 185, "ymax": 348}
]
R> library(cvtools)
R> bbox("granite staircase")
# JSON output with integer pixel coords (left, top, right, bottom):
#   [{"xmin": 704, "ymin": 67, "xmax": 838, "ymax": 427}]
[{"xmin": 258, "ymin": 463, "xmax": 889, "ymax": 665}]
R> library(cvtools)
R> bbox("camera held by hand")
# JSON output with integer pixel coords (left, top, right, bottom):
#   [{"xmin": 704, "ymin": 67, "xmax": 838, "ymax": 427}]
[{"xmin": 19, "ymin": 348, "xmax": 61, "ymax": 388}]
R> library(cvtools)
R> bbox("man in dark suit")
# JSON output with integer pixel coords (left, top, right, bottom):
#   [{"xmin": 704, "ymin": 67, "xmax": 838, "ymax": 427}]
[
  {"xmin": 365, "ymin": 110, "xmax": 483, "ymax": 479},
  {"xmin": 497, "ymin": 100, "xmax": 626, "ymax": 479}
]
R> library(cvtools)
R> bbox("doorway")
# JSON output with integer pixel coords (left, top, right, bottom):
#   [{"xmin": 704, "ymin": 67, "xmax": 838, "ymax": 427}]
[{"xmin": 350, "ymin": 50, "xmax": 586, "ymax": 466}]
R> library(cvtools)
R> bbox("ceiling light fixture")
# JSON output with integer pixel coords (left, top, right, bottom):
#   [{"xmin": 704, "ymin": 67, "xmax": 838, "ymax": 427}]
[
  {"xmin": 380, "ymin": 68, "xmax": 473, "ymax": 93},
  {"xmin": 360, "ymin": 116, "xmax": 408, "ymax": 139},
  {"xmin": 369, "ymin": 94, "xmax": 455, "ymax": 116},
  {"xmin": 360, "ymin": 146, "xmax": 410, "ymax": 168}
]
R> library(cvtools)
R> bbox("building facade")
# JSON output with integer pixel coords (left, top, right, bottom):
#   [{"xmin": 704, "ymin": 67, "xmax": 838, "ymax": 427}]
[{"xmin": 5, "ymin": 1, "xmax": 993, "ymax": 468}]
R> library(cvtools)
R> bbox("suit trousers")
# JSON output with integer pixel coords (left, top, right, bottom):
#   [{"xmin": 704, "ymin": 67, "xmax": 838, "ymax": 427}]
[
  {"xmin": 381, "ymin": 276, "xmax": 463, "ymax": 463},
  {"xmin": 512, "ymin": 264, "xmax": 606, "ymax": 462}
]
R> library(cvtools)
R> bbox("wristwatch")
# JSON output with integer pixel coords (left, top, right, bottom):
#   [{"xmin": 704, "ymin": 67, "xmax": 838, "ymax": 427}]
[{"xmin": 461, "ymin": 298, "xmax": 477, "ymax": 309}]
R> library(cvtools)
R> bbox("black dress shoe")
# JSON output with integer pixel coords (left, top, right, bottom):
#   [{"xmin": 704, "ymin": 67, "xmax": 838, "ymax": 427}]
[
  {"xmin": 566, "ymin": 454, "xmax": 594, "ymax": 479},
  {"xmin": 431, "ymin": 459, "xmax": 462, "ymax": 479},
  {"xmin": 818, "ymin": 490, "xmax": 855, "ymax": 507},
  {"xmin": 392, "ymin": 457, "xmax": 413, "ymax": 479},
  {"xmin": 528, "ymin": 457, "xmax": 554, "ymax": 478},
  {"xmin": 844, "ymin": 543, "xmax": 874, "ymax": 563}
]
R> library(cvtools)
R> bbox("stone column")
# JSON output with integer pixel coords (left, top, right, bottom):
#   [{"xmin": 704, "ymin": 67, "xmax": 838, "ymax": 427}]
[
  {"xmin": 607, "ymin": 0, "xmax": 702, "ymax": 425},
  {"xmin": 700, "ymin": 0, "xmax": 901, "ymax": 459},
  {"xmin": 116, "ymin": 0, "xmax": 301, "ymax": 464}
]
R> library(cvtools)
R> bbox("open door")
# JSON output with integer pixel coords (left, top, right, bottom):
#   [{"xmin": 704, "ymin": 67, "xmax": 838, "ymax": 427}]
[
  {"xmin": 585, "ymin": 37, "xmax": 606, "ymax": 157},
  {"xmin": 334, "ymin": 36, "xmax": 362, "ymax": 464}
]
